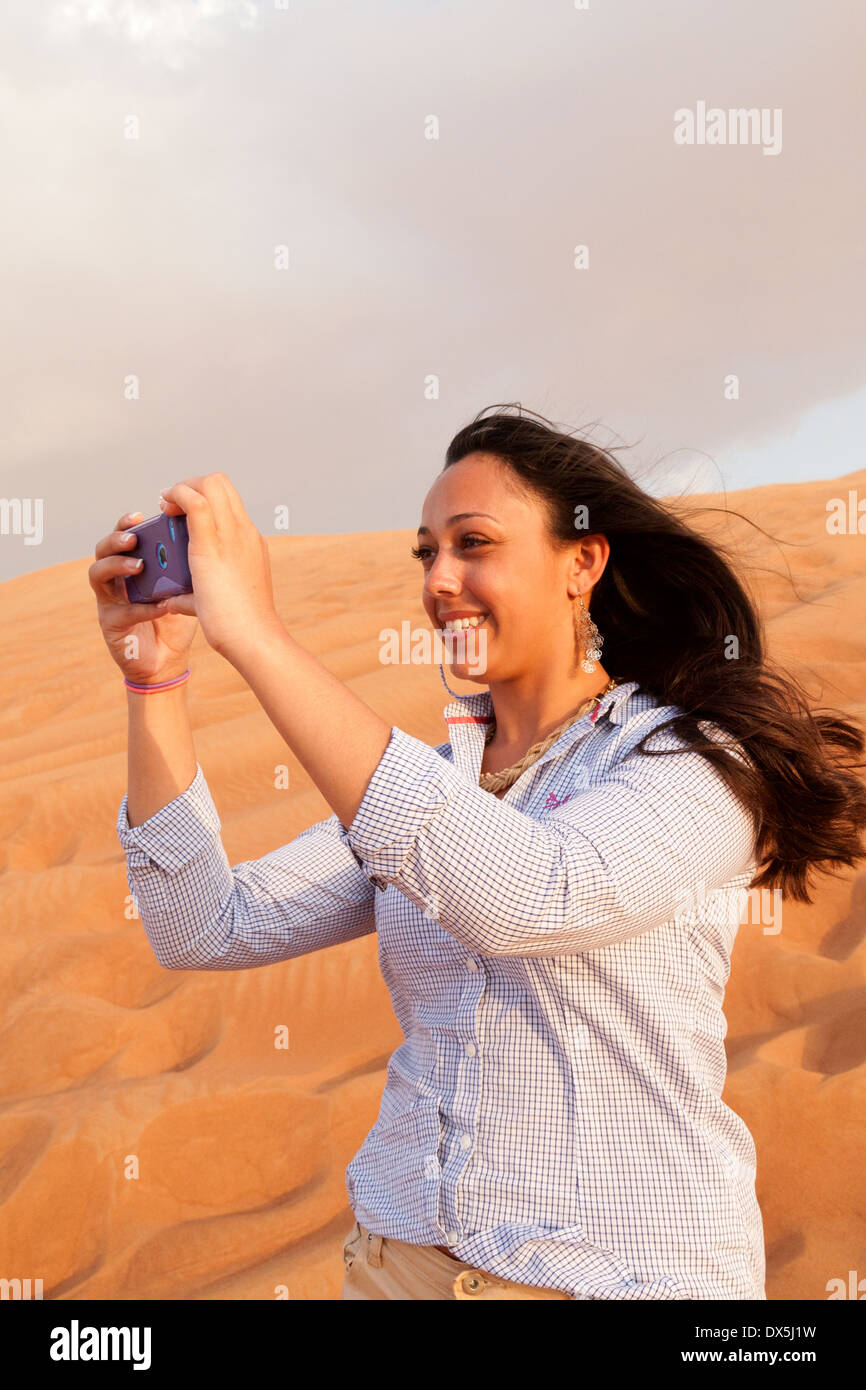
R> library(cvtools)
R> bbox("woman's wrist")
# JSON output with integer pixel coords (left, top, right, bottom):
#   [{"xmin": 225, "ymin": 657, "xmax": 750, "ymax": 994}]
[
  {"xmin": 221, "ymin": 615, "xmax": 287, "ymax": 678},
  {"xmin": 124, "ymin": 667, "xmax": 191, "ymax": 693}
]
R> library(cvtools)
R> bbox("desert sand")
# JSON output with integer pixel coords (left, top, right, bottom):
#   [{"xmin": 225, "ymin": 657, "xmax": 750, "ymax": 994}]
[{"xmin": 0, "ymin": 467, "xmax": 864, "ymax": 1301}]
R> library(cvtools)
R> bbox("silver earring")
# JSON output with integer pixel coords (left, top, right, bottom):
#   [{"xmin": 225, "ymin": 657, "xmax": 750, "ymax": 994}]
[
  {"xmin": 576, "ymin": 593, "xmax": 604, "ymax": 674},
  {"xmin": 439, "ymin": 661, "xmax": 467, "ymax": 698}
]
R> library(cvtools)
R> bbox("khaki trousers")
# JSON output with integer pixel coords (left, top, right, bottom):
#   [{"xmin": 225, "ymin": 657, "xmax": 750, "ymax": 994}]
[{"xmin": 339, "ymin": 1219, "xmax": 576, "ymax": 1300}]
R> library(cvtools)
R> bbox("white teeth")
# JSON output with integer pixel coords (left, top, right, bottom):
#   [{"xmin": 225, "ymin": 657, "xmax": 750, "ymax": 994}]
[{"xmin": 443, "ymin": 614, "xmax": 488, "ymax": 630}]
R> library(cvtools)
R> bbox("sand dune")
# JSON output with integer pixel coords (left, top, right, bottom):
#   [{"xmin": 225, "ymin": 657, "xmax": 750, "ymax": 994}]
[{"xmin": 0, "ymin": 469, "xmax": 864, "ymax": 1300}]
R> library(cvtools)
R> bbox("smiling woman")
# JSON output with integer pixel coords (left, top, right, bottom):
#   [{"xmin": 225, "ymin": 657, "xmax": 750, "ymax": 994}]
[{"xmin": 91, "ymin": 404, "xmax": 866, "ymax": 1301}]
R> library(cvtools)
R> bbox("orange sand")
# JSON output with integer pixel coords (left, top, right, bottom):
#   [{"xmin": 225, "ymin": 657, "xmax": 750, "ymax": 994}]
[{"xmin": 0, "ymin": 469, "xmax": 863, "ymax": 1300}]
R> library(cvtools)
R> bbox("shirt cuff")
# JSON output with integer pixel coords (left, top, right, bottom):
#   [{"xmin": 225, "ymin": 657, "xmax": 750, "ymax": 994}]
[
  {"xmin": 116, "ymin": 763, "xmax": 222, "ymax": 872},
  {"xmin": 339, "ymin": 725, "xmax": 467, "ymax": 890}
]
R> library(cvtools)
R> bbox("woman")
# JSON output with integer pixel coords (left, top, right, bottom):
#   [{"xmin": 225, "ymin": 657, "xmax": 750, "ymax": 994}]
[{"xmin": 90, "ymin": 405, "xmax": 866, "ymax": 1301}]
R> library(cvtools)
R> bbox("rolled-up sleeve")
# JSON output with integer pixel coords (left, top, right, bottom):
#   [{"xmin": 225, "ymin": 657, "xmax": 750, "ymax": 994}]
[
  {"xmin": 117, "ymin": 763, "xmax": 376, "ymax": 970},
  {"xmin": 339, "ymin": 725, "xmax": 758, "ymax": 956}
]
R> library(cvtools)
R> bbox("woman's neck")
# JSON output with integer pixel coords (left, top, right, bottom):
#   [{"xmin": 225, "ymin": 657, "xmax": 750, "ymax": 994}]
[{"xmin": 486, "ymin": 667, "xmax": 613, "ymax": 751}]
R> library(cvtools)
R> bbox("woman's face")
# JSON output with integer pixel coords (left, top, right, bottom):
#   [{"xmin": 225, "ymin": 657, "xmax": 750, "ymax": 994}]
[{"xmin": 416, "ymin": 452, "xmax": 606, "ymax": 684}]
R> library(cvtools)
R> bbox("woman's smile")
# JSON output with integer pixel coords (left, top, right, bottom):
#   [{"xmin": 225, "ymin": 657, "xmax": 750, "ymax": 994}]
[{"xmin": 440, "ymin": 611, "xmax": 490, "ymax": 631}]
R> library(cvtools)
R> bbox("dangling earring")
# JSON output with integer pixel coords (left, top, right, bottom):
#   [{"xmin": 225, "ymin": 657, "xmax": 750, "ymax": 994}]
[
  {"xmin": 439, "ymin": 661, "xmax": 467, "ymax": 698},
  {"xmin": 575, "ymin": 592, "xmax": 604, "ymax": 674}
]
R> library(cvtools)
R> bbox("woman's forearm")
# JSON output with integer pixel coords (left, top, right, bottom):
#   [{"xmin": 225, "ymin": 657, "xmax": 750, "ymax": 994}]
[
  {"xmin": 226, "ymin": 622, "xmax": 392, "ymax": 831},
  {"xmin": 126, "ymin": 684, "xmax": 198, "ymax": 828},
  {"xmin": 151, "ymin": 477, "xmax": 392, "ymax": 830}
]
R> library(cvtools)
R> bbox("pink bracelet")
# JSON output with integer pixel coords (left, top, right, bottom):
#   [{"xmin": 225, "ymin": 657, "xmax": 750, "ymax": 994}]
[{"xmin": 124, "ymin": 668, "xmax": 191, "ymax": 693}]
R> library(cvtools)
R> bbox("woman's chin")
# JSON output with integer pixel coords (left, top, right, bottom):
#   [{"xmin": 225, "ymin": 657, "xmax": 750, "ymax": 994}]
[
  {"xmin": 441, "ymin": 628, "xmax": 490, "ymax": 680},
  {"xmin": 444, "ymin": 664, "xmax": 490, "ymax": 685}
]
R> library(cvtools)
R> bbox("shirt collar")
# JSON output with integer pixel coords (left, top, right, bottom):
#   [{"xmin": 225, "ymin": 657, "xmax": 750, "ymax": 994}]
[
  {"xmin": 441, "ymin": 680, "xmax": 642, "ymax": 786},
  {"xmin": 442, "ymin": 679, "xmax": 640, "ymax": 733}
]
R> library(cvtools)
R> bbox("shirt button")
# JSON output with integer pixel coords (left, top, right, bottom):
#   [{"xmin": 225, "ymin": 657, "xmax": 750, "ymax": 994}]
[
  {"xmin": 424, "ymin": 1154, "xmax": 439, "ymax": 1178},
  {"xmin": 446, "ymin": 1230, "xmax": 459, "ymax": 1244},
  {"xmin": 465, "ymin": 958, "xmax": 479, "ymax": 972},
  {"xmin": 459, "ymin": 1134, "xmax": 472, "ymax": 1150},
  {"xmin": 464, "ymin": 1042, "xmax": 477, "ymax": 1058}
]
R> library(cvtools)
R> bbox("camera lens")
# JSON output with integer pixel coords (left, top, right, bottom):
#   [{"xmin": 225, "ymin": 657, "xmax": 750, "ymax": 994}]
[{"xmin": 157, "ymin": 544, "xmax": 168, "ymax": 568}]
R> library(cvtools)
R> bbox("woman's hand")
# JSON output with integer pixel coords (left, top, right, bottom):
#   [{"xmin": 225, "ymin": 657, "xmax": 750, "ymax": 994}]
[
  {"xmin": 156, "ymin": 473, "xmax": 282, "ymax": 662},
  {"xmin": 89, "ymin": 510, "xmax": 199, "ymax": 684}
]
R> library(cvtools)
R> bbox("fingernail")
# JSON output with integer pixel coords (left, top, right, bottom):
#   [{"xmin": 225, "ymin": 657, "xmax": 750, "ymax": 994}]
[
  {"xmin": 129, "ymin": 511, "xmax": 143, "ymax": 520},
  {"xmin": 128, "ymin": 558, "xmax": 143, "ymax": 568},
  {"xmin": 120, "ymin": 532, "xmax": 134, "ymax": 542}
]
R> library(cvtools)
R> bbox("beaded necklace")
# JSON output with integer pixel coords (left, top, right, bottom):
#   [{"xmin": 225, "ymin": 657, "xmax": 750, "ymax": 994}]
[{"xmin": 479, "ymin": 677, "xmax": 618, "ymax": 795}]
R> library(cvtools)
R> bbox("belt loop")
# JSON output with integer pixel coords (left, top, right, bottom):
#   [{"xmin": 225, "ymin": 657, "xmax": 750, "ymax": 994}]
[{"xmin": 361, "ymin": 1223, "xmax": 384, "ymax": 1268}]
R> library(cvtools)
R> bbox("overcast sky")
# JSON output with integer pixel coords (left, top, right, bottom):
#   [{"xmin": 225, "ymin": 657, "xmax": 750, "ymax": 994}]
[{"xmin": 1, "ymin": 0, "xmax": 864, "ymax": 580}]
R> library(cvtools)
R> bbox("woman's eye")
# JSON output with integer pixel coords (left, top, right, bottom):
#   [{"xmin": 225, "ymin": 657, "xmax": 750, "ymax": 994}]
[{"xmin": 410, "ymin": 536, "xmax": 488, "ymax": 561}]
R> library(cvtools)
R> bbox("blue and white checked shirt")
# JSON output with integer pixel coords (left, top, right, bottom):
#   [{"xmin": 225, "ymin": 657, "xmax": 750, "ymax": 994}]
[{"xmin": 116, "ymin": 679, "xmax": 766, "ymax": 1300}]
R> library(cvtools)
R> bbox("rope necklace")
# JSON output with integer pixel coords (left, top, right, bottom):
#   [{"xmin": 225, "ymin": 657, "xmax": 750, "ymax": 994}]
[{"xmin": 479, "ymin": 677, "xmax": 618, "ymax": 794}]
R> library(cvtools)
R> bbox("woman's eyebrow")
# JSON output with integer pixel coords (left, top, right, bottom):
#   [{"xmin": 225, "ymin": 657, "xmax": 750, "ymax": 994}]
[{"xmin": 416, "ymin": 512, "xmax": 499, "ymax": 536}]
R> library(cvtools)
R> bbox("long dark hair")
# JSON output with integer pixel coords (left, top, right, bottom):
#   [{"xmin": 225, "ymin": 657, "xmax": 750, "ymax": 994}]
[{"xmin": 443, "ymin": 404, "xmax": 866, "ymax": 904}]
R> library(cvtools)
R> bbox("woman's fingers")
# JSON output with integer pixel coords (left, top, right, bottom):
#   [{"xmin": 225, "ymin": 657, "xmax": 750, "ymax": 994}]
[
  {"xmin": 157, "ymin": 494, "xmax": 184, "ymax": 516},
  {"xmin": 160, "ymin": 481, "xmax": 219, "ymax": 545},
  {"xmin": 161, "ymin": 473, "xmax": 248, "ymax": 530},
  {"xmin": 107, "ymin": 598, "xmax": 172, "ymax": 626},
  {"xmin": 88, "ymin": 551, "xmax": 146, "ymax": 602},
  {"xmin": 93, "ymin": 520, "xmax": 144, "ymax": 562},
  {"xmin": 205, "ymin": 473, "xmax": 248, "ymax": 524},
  {"xmin": 156, "ymin": 593, "xmax": 198, "ymax": 618}
]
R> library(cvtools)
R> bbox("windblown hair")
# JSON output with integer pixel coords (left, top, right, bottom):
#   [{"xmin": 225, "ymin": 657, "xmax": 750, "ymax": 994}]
[{"xmin": 444, "ymin": 404, "xmax": 866, "ymax": 904}]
